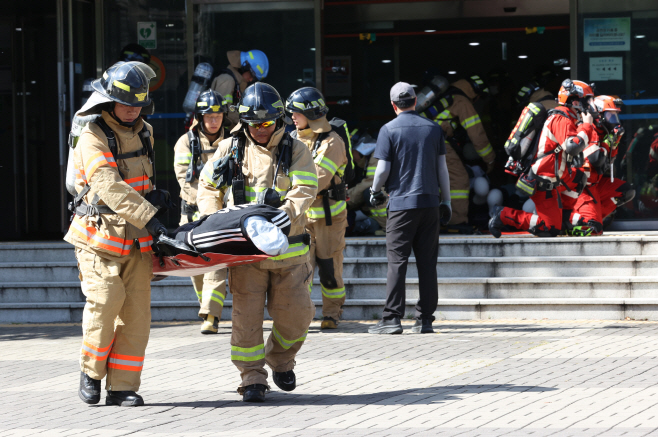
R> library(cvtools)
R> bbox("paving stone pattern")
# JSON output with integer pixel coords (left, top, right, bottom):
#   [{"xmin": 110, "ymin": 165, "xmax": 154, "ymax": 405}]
[{"xmin": 1, "ymin": 320, "xmax": 658, "ymax": 436}]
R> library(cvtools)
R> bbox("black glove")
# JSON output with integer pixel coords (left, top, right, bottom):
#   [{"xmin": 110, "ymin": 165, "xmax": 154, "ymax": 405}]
[
  {"xmin": 145, "ymin": 189, "xmax": 176, "ymax": 218},
  {"xmin": 145, "ymin": 216, "xmax": 167, "ymax": 237},
  {"xmin": 211, "ymin": 155, "xmax": 232, "ymax": 188},
  {"xmin": 153, "ymin": 234, "xmax": 195, "ymax": 257},
  {"xmin": 439, "ymin": 202, "xmax": 452, "ymax": 226},
  {"xmin": 256, "ymin": 188, "xmax": 283, "ymax": 207},
  {"xmin": 369, "ymin": 187, "xmax": 387, "ymax": 207}
]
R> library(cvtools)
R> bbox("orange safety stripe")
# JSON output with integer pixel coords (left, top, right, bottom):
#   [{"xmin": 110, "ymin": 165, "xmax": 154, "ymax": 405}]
[
  {"xmin": 108, "ymin": 352, "xmax": 144, "ymax": 371},
  {"xmin": 81, "ymin": 337, "xmax": 114, "ymax": 360},
  {"xmin": 138, "ymin": 236, "xmax": 153, "ymax": 253},
  {"xmin": 85, "ymin": 152, "xmax": 117, "ymax": 179},
  {"xmin": 124, "ymin": 175, "xmax": 150, "ymax": 192},
  {"xmin": 70, "ymin": 217, "xmax": 132, "ymax": 255}
]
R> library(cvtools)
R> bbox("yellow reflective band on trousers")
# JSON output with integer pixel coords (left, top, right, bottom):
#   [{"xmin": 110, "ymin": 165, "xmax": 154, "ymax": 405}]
[
  {"xmin": 272, "ymin": 325, "xmax": 308, "ymax": 350},
  {"xmin": 314, "ymin": 154, "xmax": 338, "ymax": 174},
  {"xmin": 195, "ymin": 289, "xmax": 202, "ymax": 301},
  {"xmin": 307, "ymin": 200, "xmax": 347, "ymax": 219},
  {"xmin": 175, "ymin": 152, "xmax": 192, "ymax": 165},
  {"xmin": 322, "ymin": 285, "xmax": 346, "ymax": 299},
  {"xmin": 308, "ymin": 282, "xmax": 313, "ymax": 294},
  {"xmin": 451, "ymin": 189, "xmax": 469, "ymax": 199},
  {"xmin": 245, "ymin": 185, "xmax": 288, "ymax": 202},
  {"xmin": 370, "ymin": 207, "xmax": 387, "ymax": 217},
  {"xmin": 269, "ymin": 242, "xmax": 310, "ymax": 261},
  {"xmin": 462, "ymin": 114, "xmax": 482, "ymax": 129},
  {"xmin": 434, "ymin": 110, "xmax": 453, "ymax": 122},
  {"xmin": 289, "ymin": 170, "xmax": 318, "ymax": 187},
  {"xmin": 231, "ymin": 344, "xmax": 265, "ymax": 362},
  {"xmin": 476, "ymin": 143, "xmax": 494, "ymax": 158},
  {"xmin": 210, "ymin": 290, "xmax": 225, "ymax": 306}
]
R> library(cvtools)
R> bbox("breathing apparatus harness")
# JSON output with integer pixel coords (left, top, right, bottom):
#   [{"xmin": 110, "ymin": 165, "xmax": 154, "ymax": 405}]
[{"xmin": 68, "ymin": 117, "xmax": 155, "ymax": 222}]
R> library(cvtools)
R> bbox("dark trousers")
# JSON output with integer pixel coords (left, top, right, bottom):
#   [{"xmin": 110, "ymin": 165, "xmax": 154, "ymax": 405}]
[{"xmin": 382, "ymin": 206, "xmax": 440, "ymax": 320}]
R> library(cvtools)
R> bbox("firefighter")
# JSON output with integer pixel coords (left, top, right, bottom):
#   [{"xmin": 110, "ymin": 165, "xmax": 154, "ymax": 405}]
[
  {"xmin": 516, "ymin": 80, "xmax": 559, "ymax": 111},
  {"xmin": 420, "ymin": 75, "xmax": 495, "ymax": 225},
  {"xmin": 66, "ymin": 61, "xmax": 168, "ymax": 406},
  {"xmin": 286, "ymin": 87, "xmax": 348, "ymax": 329},
  {"xmin": 347, "ymin": 138, "xmax": 388, "ymax": 234},
  {"xmin": 489, "ymin": 79, "xmax": 595, "ymax": 238},
  {"xmin": 211, "ymin": 50, "xmax": 269, "ymax": 129},
  {"xmin": 568, "ymin": 96, "xmax": 635, "ymax": 235},
  {"xmin": 173, "ymin": 90, "xmax": 229, "ymax": 334},
  {"xmin": 197, "ymin": 82, "xmax": 318, "ymax": 402}
]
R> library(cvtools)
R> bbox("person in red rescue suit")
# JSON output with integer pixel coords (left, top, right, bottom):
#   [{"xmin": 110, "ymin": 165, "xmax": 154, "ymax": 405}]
[
  {"xmin": 65, "ymin": 61, "xmax": 172, "ymax": 406},
  {"xmin": 489, "ymin": 79, "xmax": 596, "ymax": 238},
  {"xmin": 421, "ymin": 75, "xmax": 496, "ymax": 225},
  {"xmin": 286, "ymin": 87, "xmax": 348, "ymax": 330},
  {"xmin": 648, "ymin": 130, "xmax": 658, "ymax": 179},
  {"xmin": 174, "ymin": 90, "xmax": 229, "ymax": 334},
  {"xmin": 196, "ymin": 82, "xmax": 318, "ymax": 402},
  {"xmin": 211, "ymin": 50, "xmax": 269, "ymax": 129},
  {"xmin": 568, "ymin": 95, "xmax": 635, "ymax": 235}
]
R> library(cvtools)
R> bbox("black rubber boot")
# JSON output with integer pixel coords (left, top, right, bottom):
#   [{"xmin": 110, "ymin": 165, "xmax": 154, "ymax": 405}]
[
  {"xmin": 242, "ymin": 384, "xmax": 267, "ymax": 402},
  {"xmin": 106, "ymin": 391, "xmax": 144, "ymax": 407},
  {"xmin": 488, "ymin": 206, "xmax": 505, "ymax": 239},
  {"xmin": 368, "ymin": 317, "xmax": 403, "ymax": 334},
  {"xmin": 273, "ymin": 370, "xmax": 296, "ymax": 392},
  {"xmin": 79, "ymin": 371, "xmax": 101, "ymax": 405}
]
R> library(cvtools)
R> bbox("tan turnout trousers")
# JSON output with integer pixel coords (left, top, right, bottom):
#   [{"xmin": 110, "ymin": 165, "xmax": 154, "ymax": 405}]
[
  {"xmin": 77, "ymin": 245, "xmax": 152, "ymax": 391},
  {"xmin": 229, "ymin": 261, "xmax": 315, "ymax": 390}
]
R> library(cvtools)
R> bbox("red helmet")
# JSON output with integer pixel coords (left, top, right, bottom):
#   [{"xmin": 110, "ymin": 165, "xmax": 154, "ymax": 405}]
[
  {"xmin": 592, "ymin": 95, "xmax": 622, "ymax": 130},
  {"xmin": 557, "ymin": 79, "xmax": 595, "ymax": 111}
]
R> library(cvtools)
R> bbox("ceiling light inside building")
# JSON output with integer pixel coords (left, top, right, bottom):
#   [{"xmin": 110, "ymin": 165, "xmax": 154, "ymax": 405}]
[
  {"xmin": 518, "ymin": 55, "xmax": 528, "ymax": 59},
  {"xmin": 310, "ymin": 48, "xmax": 316, "ymax": 51},
  {"xmin": 469, "ymin": 42, "xmax": 479, "ymax": 46},
  {"xmin": 297, "ymin": 79, "xmax": 302, "ymax": 82},
  {"xmin": 166, "ymin": 23, "xmax": 175, "ymax": 27},
  {"xmin": 425, "ymin": 30, "xmax": 436, "ymax": 33},
  {"xmin": 448, "ymin": 71, "xmax": 457, "ymax": 75},
  {"xmin": 635, "ymin": 35, "xmax": 646, "ymax": 39},
  {"xmin": 382, "ymin": 60, "xmax": 392, "ymax": 64},
  {"xmin": 563, "ymin": 66, "xmax": 571, "ymax": 70}
]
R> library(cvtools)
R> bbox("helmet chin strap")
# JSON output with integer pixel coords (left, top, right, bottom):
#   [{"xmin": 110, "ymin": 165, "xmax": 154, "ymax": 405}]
[{"xmin": 109, "ymin": 109, "xmax": 138, "ymax": 127}]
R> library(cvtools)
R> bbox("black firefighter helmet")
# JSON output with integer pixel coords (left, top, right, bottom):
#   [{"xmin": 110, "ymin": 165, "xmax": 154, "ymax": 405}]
[
  {"xmin": 285, "ymin": 87, "xmax": 329, "ymax": 120},
  {"xmin": 91, "ymin": 61, "xmax": 155, "ymax": 108},
  {"xmin": 237, "ymin": 82, "xmax": 285, "ymax": 123}
]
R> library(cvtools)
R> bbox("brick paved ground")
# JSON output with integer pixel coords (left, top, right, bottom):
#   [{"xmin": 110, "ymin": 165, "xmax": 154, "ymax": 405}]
[{"xmin": 1, "ymin": 320, "xmax": 658, "ymax": 436}]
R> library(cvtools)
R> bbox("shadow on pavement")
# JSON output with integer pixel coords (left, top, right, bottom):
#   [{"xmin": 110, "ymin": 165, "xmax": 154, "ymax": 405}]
[{"xmin": 146, "ymin": 384, "xmax": 558, "ymax": 408}]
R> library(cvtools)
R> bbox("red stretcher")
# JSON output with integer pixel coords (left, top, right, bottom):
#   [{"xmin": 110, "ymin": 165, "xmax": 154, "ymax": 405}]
[{"xmin": 152, "ymin": 252, "xmax": 271, "ymax": 278}]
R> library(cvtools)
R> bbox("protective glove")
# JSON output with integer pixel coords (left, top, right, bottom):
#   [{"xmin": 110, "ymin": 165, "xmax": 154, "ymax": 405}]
[
  {"xmin": 211, "ymin": 155, "xmax": 232, "ymax": 188},
  {"xmin": 256, "ymin": 188, "xmax": 283, "ymax": 207},
  {"xmin": 145, "ymin": 189, "xmax": 176, "ymax": 218},
  {"xmin": 369, "ymin": 187, "xmax": 387, "ymax": 207},
  {"xmin": 439, "ymin": 201, "xmax": 452, "ymax": 225},
  {"xmin": 145, "ymin": 216, "xmax": 167, "ymax": 237}
]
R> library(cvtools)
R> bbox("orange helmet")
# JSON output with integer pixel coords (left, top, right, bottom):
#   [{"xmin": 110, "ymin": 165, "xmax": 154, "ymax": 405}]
[
  {"xmin": 557, "ymin": 79, "xmax": 595, "ymax": 111},
  {"xmin": 592, "ymin": 95, "xmax": 622, "ymax": 130}
]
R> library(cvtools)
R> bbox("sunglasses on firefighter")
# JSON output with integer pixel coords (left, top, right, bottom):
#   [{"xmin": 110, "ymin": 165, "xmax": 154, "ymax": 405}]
[{"xmin": 246, "ymin": 120, "xmax": 276, "ymax": 129}]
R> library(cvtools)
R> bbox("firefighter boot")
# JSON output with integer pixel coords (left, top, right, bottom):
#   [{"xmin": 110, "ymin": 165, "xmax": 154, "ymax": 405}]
[
  {"xmin": 200, "ymin": 314, "xmax": 219, "ymax": 334},
  {"xmin": 488, "ymin": 206, "xmax": 505, "ymax": 238},
  {"xmin": 106, "ymin": 391, "xmax": 144, "ymax": 407},
  {"xmin": 273, "ymin": 370, "xmax": 296, "ymax": 392},
  {"xmin": 321, "ymin": 316, "xmax": 338, "ymax": 329},
  {"xmin": 242, "ymin": 384, "xmax": 267, "ymax": 402},
  {"xmin": 78, "ymin": 371, "xmax": 101, "ymax": 405}
]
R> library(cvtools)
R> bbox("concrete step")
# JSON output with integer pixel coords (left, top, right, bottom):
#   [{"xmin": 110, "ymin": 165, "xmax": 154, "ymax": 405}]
[
  {"xmin": 5, "ymin": 255, "xmax": 658, "ymax": 284},
  {"xmin": 333, "ymin": 256, "xmax": 658, "ymax": 278},
  {"xmin": 0, "ymin": 243, "xmax": 76, "ymax": 263},
  {"xmin": 310, "ymin": 276, "xmax": 658, "ymax": 300},
  {"xmin": 0, "ymin": 279, "xmax": 199, "ymax": 304},
  {"xmin": 3, "ymin": 298, "xmax": 658, "ymax": 324},
  {"xmin": 345, "ymin": 236, "xmax": 658, "ymax": 258}
]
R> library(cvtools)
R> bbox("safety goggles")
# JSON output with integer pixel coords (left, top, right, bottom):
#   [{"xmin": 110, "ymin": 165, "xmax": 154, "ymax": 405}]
[{"xmin": 246, "ymin": 120, "xmax": 276, "ymax": 129}]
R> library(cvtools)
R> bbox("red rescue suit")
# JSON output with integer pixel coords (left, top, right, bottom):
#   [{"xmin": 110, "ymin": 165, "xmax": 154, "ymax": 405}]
[{"xmin": 499, "ymin": 106, "xmax": 594, "ymax": 236}]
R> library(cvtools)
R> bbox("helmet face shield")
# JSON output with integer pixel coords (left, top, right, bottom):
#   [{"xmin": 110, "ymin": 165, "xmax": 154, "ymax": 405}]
[{"xmin": 604, "ymin": 111, "xmax": 620, "ymax": 126}]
